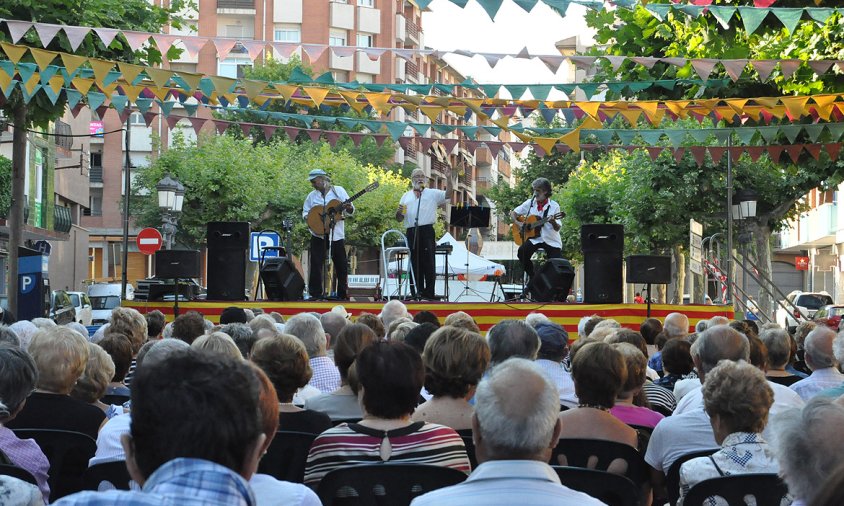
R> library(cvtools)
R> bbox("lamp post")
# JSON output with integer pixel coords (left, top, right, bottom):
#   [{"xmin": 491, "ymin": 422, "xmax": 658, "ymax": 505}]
[
  {"xmin": 156, "ymin": 174, "xmax": 184, "ymax": 250},
  {"xmin": 732, "ymin": 188, "xmax": 758, "ymax": 310}
]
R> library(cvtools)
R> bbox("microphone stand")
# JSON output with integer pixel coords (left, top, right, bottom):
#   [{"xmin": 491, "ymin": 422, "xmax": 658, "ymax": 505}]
[
  {"xmin": 514, "ymin": 195, "xmax": 536, "ymax": 301},
  {"xmin": 411, "ymin": 188, "xmax": 424, "ymax": 300}
]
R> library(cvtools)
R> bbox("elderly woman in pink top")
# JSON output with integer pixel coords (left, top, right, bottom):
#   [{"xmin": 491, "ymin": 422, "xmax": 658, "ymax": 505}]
[{"xmin": 609, "ymin": 343, "xmax": 664, "ymax": 429}]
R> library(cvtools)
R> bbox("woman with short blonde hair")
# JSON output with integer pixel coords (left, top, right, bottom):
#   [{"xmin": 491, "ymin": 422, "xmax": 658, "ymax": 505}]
[
  {"xmin": 192, "ymin": 331, "xmax": 243, "ymax": 360},
  {"xmin": 108, "ymin": 307, "xmax": 148, "ymax": 353},
  {"xmin": 442, "ymin": 311, "xmax": 481, "ymax": 333},
  {"xmin": 71, "ymin": 342, "xmax": 124, "ymax": 418}
]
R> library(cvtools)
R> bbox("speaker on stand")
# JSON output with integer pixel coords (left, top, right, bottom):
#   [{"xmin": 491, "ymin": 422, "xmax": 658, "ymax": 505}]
[
  {"xmin": 260, "ymin": 257, "xmax": 305, "ymax": 301},
  {"xmin": 626, "ymin": 255, "xmax": 671, "ymax": 317},
  {"xmin": 528, "ymin": 258, "xmax": 576, "ymax": 303},
  {"xmin": 206, "ymin": 222, "xmax": 250, "ymax": 301},
  {"xmin": 581, "ymin": 224, "xmax": 624, "ymax": 304}
]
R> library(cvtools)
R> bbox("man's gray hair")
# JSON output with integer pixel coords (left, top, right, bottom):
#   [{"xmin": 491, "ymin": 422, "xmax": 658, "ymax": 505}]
[
  {"xmin": 833, "ymin": 331, "xmax": 844, "ymax": 365},
  {"xmin": 695, "ymin": 320, "xmax": 709, "ymax": 333},
  {"xmin": 31, "ymin": 318, "xmax": 57, "ymax": 330},
  {"xmin": 136, "ymin": 338, "xmax": 190, "ymax": 370},
  {"xmin": 772, "ymin": 397, "xmax": 844, "ymax": 503},
  {"xmin": 320, "ymin": 312, "xmax": 348, "ymax": 343},
  {"xmin": 0, "ymin": 345, "xmax": 38, "ymax": 419},
  {"xmin": 708, "ymin": 316, "xmax": 730, "ymax": 327},
  {"xmin": 475, "ymin": 358, "xmax": 559, "ymax": 455},
  {"xmin": 65, "ymin": 322, "xmax": 90, "ymax": 342},
  {"xmin": 379, "ymin": 300, "xmax": 408, "ymax": 333},
  {"xmin": 487, "ymin": 320, "xmax": 540, "ymax": 365},
  {"xmin": 691, "ymin": 324, "xmax": 749, "ymax": 374},
  {"xmin": 525, "ymin": 313, "xmax": 551, "ymax": 328},
  {"xmin": 284, "ymin": 313, "xmax": 326, "ymax": 357},
  {"xmin": 9, "ymin": 321, "xmax": 37, "ymax": 350},
  {"xmin": 663, "ymin": 312, "xmax": 690, "ymax": 338},
  {"xmin": 804, "ymin": 326, "xmax": 837, "ymax": 370},
  {"xmin": 759, "ymin": 327, "xmax": 792, "ymax": 369},
  {"xmin": 0, "ymin": 326, "xmax": 20, "ymax": 348}
]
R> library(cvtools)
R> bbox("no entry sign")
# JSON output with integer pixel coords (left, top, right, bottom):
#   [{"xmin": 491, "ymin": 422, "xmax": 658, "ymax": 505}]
[{"xmin": 137, "ymin": 228, "xmax": 163, "ymax": 255}]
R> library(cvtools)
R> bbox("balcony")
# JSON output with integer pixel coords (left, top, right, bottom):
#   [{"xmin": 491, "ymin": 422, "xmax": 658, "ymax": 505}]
[
  {"xmin": 396, "ymin": 13, "xmax": 406, "ymax": 42},
  {"xmin": 330, "ymin": 52, "xmax": 354, "ymax": 72},
  {"xmin": 357, "ymin": 52, "xmax": 381, "ymax": 75},
  {"xmin": 89, "ymin": 166, "xmax": 103, "ymax": 183},
  {"xmin": 217, "ymin": 0, "xmax": 255, "ymax": 13},
  {"xmin": 330, "ymin": 1, "xmax": 355, "ymax": 29},
  {"xmin": 405, "ymin": 18, "xmax": 420, "ymax": 45},
  {"xmin": 273, "ymin": 0, "xmax": 302, "ymax": 23},
  {"xmin": 357, "ymin": 5, "xmax": 381, "ymax": 33},
  {"xmin": 476, "ymin": 147, "xmax": 492, "ymax": 166},
  {"xmin": 395, "ymin": 58, "xmax": 406, "ymax": 81},
  {"xmin": 54, "ymin": 206, "xmax": 72, "ymax": 233},
  {"xmin": 777, "ymin": 203, "xmax": 838, "ymax": 252}
]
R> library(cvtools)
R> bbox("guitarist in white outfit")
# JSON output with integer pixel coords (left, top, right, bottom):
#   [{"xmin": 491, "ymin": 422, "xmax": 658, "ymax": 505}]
[
  {"xmin": 303, "ymin": 169, "xmax": 353, "ymax": 300},
  {"xmin": 509, "ymin": 178, "xmax": 564, "ymax": 293}
]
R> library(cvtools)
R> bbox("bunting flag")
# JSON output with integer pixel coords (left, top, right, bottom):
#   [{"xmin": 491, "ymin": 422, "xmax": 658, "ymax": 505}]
[{"xmin": 643, "ymin": 4, "xmax": 842, "ymax": 34}]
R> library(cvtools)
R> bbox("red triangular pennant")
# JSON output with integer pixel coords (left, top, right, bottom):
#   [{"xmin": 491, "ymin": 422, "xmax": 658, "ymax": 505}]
[
  {"xmin": 690, "ymin": 146, "xmax": 707, "ymax": 167},
  {"xmin": 305, "ymin": 129, "xmax": 323, "ymax": 143},
  {"xmin": 261, "ymin": 124, "xmax": 278, "ymax": 140},
  {"xmin": 283, "ymin": 126, "xmax": 300, "ymax": 140},
  {"xmin": 347, "ymin": 132, "xmax": 365, "ymax": 146},
  {"xmin": 824, "ymin": 143, "xmax": 842, "ymax": 160},
  {"xmin": 804, "ymin": 143, "xmax": 823, "ymax": 161},
  {"xmin": 730, "ymin": 146, "xmax": 743, "ymax": 164},
  {"xmin": 213, "ymin": 120, "xmax": 229, "ymax": 135},
  {"xmin": 708, "ymin": 146, "xmax": 727, "ymax": 164},
  {"xmin": 646, "ymin": 146, "xmax": 663, "ymax": 160},
  {"xmin": 188, "ymin": 117, "xmax": 206, "ymax": 134},
  {"xmin": 767, "ymin": 145, "xmax": 785, "ymax": 163},
  {"xmin": 673, "ymin": 147, "xmax": 685, "ymax": 163},
  {"xmin": 745, "ymin": 146, "xmax": 766, "ymax": 162},
  {"xmin": 784, "ymin": 144, "xmax": 803, "ymax": 164},
  {"xmin": 240, "ymin": 122, "xmax": 253, "ymax": 137}
]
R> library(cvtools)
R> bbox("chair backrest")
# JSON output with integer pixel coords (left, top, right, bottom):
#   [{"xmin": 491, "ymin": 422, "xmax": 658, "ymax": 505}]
[
  {"xmin": 13, "ymin": 428, "xmax": 96, "ymax": 500},
  {"xmin": 100, "ymin": 394, "xmax": 130, "ymax": 407},
  {"xmin": 83, "ymin": 461, "xmax": 132, "ymax": 491},
  {"xmin": 331, "ymin": 418, "xmax": 362, "ymax": 427},
  {"xmin": 0, "ymin": 463, "xmax": 38, "ymax": 485},
  {"xmin": 682, "ymin": 474, "xmax": 789, "ymax": 506},
  {"xmin": 550, "ymin": 438, "xmax": 648, "ymax": 486},
  {"xmin": 628, "ymin": 425, "xmax": 653, "ymax": 453},
  {"xmin": 317, "ymin": 463, "xmax": 467, "ymax": 506},
  {"xmin": 257, "ymin": 431, "xmax": 319, "ymax": 484},
  {"xmin": 454, "ymin": 429, "xmax": 477, "ymax": 470},
  {"xmin": 665, "ymin": 449, "xmax": 718, "ymax": 506},
  {"xmin": 552, "ymin": 466, "xmax": 639, "ymax": 506}
]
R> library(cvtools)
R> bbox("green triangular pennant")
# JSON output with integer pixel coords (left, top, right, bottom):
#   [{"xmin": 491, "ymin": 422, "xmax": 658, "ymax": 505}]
[
  {"xmin": 482, "ymin": 125, "xmax": 501, "ymax": 136},
  {"xmin": 709, "ymin": 6, "xmax": 736, "ymax": 29},
  {"xmin": 677, "ymin": 5, "xmax": 704, "ymax": 17},
  {"xmin": 712, "ymin": 130, "xmax": 730, "ymax": 145},
  {"xmin": 645, "ymin": 4, "xmax": 671, "ymax": 21},
  {"xmin": 591, "ymin": 130, "xmax": 615, "ymax": 145},
  {"xmin": 606, "ymin": 82, "xmax": 626, "ymax": 95},
  {"xmin": 827, "ymin": 123, "xmax": 844, "ymax": 142},
  {"xmin": 157, "ymin": 100, "xmax": 176, "ymax": 116},
  {"xmin": 665, "ymin": 130, "xmax": 686, "ymax": 148},
  {"xmin": 735, "ymin": 127, "xmax": 757, "ymax": 145},
  {"xmin": 555, "ymin": 84, "xmax": 576, "ymax": 95},
  {"xmin": 528, "ymin": 85, "xmax": 552, "ymax": 101},
  {"xmin": 41, "ymin": 83, "xmax": 60, "ymax": 105},
  {"xmin": 386, "ymin": 121, "xmax": 407, "ymax": 140},
  {"xmin": 577, "ymin": 83, "xmax": 600, "ymax": 99},
  {"xmin": 199, "ymin": 78, "xmax": 214, "ymax": 97},
  {"xmin": 183, "ymin": 103, "xmax": 199, "ymax": 116},
  {"xmin": 690, "ymin": 130, "xmax": 710, "ymax": 143},
  {"xmin": 772, "ymin": 8, "xmax": 804, "ymax": 35},
  {"xmin": 476, "ymin": 0, "xmax": 505, "ymax": 20},
  {"xmin": 758, "ymin": 126, "xmax": 779, "ymax": 143},
  {"xmin": 15, "ymin": 63, "xmax": 37, "ymax": 85},
  {"xmin": 654, "ymin": 80, "xmax": 676, "ymax": 90},
  {"xmin": 110, "ymin": 94, "xmax": 128, "ymax": 113},
  {"xmin": 641, "ymin": 130, "xmax": 663, "ymax": 146},
  {"xmin": 20, "ymin": 84, "xmax": 42, "ymax": 104},
  {"xmin": 513, "ymin": 0, "xmax": 539, "ymax": 12},
  {"xmin": 448, "ymin": 0, "xmax": 469, "ymax": 7},
  {"xmin": 617, "ymin": 130, "xmax": 637, "ymax": 145},
  {"xmin": 411, "ymin": 123, "xmax": 431, "ymax": 136},
  {"xmin": 433, "ymin": 83, "xmax": 454, "ymax": 94},
  {"xmin": 808, "ymin": 8, "xmax": 834, "ymax": 23},
  {"xmin": 780, "ymin": 124, "xmax": 802, "ymax": 144},
  {"xmin": 38, "ymin": 65, "xmax": 59, "ymax": 85},
  {"xmin": 504, "ymin": 84, "xmax": 527, "ymax": 100},
  {"xmin": 432, "ymin": 124, "xmax": 456, "ymax": 135},
  {"xmin": 86, "ymin": 91, "xmax": 106, "ymax": 111},
  {"xmin": 314, "ymin": 71, "xmax": 335, "ymax": 85},
  {"xmin": 626, "ymin": 82, "xmax": 652, "ymax": 93},
  {"xmin": 135, "ymin": 97, "xmax": 153, "ymax": 114},
  {"xmin": 738, "ymin": 7, "xmax": 769, "ymax": 35},
  {"xmin": 804, "ymin": 124, "xmax": 824, "ymax": 143},
  {"xmin": 459, "ymin": 125, "xmax": 479, "ymax": 138},
  {"xmin": 65, "ymin": 89, "xmax": 83, "ymax": 109},
  {"xmin": 288, "ymin": 67, "xmax": 313, "ymax": 84},
  {"xmin": 104, "ymin": 70, "xmax": 122, "ymax": 87}
]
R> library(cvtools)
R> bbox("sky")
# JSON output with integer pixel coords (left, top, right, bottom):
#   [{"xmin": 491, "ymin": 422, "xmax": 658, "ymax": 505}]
[{"xmin": 421, "ymin": 0, "xmax": 597, "ymax": 86}]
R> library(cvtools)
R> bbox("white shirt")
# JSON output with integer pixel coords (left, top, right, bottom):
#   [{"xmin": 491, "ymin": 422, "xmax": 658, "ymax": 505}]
[
  {"xmin": 535, "ymin": 359, "xmax": 578, "ymax": 408},
  {"xmin": 89, "ymin": 413, "xmax": 132, "ymax": 466},
  {"xmin": 400, "ymin": 188, "xmax": 447, "ymax": 228},
  {"xmin": 249, "ymin": 473, "xmax": 322, "ymax": 506},
  {"xmin": 410, "ymin": 460, "xmax": 606, "ymax": 506},
  {"xmin": 644, "ymin": 408, "xmax": 719, "ymax": 473},
  {"xmin": 789, "ymin": 367, "xmax": 844, "ymax": 401},
  {"xmin": 302, "ymin": 185, "xmax": 353, "ymax": 240},
  {"xmin": 513, "ymin": 198, "xmax": 562, "ymax": 248}
]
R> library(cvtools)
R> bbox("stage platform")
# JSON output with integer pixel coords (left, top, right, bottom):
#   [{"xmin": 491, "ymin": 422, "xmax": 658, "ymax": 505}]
[{"xmin": 123, "ymin": 300, "xmax": 734, "ymax": 336}]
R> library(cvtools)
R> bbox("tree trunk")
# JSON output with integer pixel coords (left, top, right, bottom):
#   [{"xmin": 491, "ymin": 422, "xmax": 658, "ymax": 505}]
[
  {"xmin": 8, "ymin": 101, "xmax": 27, "ymax": 316},
  {"xmin": 753, "ymin": 222, "xmax": 774, "ymax": 321},
  {"xmin": 672, "ymin": 244, "xmax": 685, "ymax": 304}
]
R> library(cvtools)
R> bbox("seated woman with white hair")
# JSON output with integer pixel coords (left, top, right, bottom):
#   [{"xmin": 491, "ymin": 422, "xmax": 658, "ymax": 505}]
[
  {"xmin": 70, "ymin": 342, "xmax": 124, "ymax": 419},
  {"xmin": 677, "ymin": 360, "xmax": 778, "ymax": 506}
]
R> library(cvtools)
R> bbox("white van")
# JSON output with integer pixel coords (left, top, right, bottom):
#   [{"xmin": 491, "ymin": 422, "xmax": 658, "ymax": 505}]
[{"xmin": 87, "ymin": 283, "xmax": 134, "ymax": 325}]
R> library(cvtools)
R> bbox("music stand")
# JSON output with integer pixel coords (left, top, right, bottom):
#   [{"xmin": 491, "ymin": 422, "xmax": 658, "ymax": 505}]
[{"xmin": 449, "ymin": 206, "xmax": 491, "ymax": 301}]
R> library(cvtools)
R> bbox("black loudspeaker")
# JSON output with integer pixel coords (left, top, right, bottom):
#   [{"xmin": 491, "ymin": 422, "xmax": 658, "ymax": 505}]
[
  {"xmin": 583, "ymin": 252, "xmax": 624, "ymax": 304},
  {"xmin": 626, "ymin": 255, "xmax": 672, "ymax": 285},
  {"xmin": 260, "ymin": 257, "xmax": 305, "ymax": 301},
  {"xmin": 207, "ymin": 249, "xmax": 247, "ymax": 301},
  {"xmin": 581, "ymin": 224, "xmax": 624, "ymax": 253},
  {"xmin": 155, "ymin": 250, "xmax": 201, "ymax": 279},
  {"xmin": 207, "ymin": 222, "xmax": 250, "ymax": 250},
  {"xmin": 529, "ymin": 258, "xmax": 575, "ymax": 302}
]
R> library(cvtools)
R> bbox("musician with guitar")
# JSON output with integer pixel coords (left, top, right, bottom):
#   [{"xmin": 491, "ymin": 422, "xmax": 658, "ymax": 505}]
[
  {"xmin": 509, "ymin": 177, "xmax": 565, "ymax": 294},
  {"xmin": 302, "ymin": 168, "xmax": 354, "ymax": 300}
]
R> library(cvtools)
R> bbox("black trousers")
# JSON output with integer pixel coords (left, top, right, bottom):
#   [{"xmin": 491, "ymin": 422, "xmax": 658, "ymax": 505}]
[
  {"xmin": 407, "ymin": 224, "xmax": 436, "ymax": 298},
  {"xmin": 518, "ymin": 240, "xmax": 563, "ymax": 282},
  {"xmin": 309, "ymin": 235, "xmax": 348, "ymax": 299}
]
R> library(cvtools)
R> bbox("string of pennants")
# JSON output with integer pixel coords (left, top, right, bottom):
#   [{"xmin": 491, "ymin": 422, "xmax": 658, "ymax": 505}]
[
  {"xmin": 4, "ymin": 43, "xmax": 844, "ymax": 131},
  {"xmin": 3, "ymin": 19, "xmax": 844, "ymax": 79},
  {"xmin": 642, "ymin": 4, "xmax": 842, "ymax": 34}
]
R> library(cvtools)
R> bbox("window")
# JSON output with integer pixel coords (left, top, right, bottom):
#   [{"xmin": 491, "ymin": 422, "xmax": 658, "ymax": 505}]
[
  {"xmin": 274, "ymin": 28, "xmax": 301, "ymax": 43},
  {"xmin": 90, "ymin": 152, "xmax": 102, "ymax": 168},
  {"xmin": 329, "ymin": 32, "xmax": 347, "ymax": 46},
  {"xmin": 218, "ymin": 58, "xmax": 252, "ymax": 79},
  {"xmin": 357, "ymin": 0, "xmax": 374, "ymax": 6},
  {"xmin": 225, "ymin": 24, "xmax": 245, "ymax": 38},
  {"xmin": 129, "ymin": 112, "xmax": 145, "ymax": 125},
  {"xmin": 356, "ymin": 33, "xmax": 373, "ymax": 48},
  {"xmin": 356, "ymin": 73, "xmax": 373, "ymax": 83}
]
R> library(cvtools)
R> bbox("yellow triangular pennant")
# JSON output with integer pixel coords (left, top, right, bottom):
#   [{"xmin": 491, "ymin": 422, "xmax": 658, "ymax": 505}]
[
  {"xmin": 303, "ymin": 86, "xmax": 331, "ymax": 108},
  {"xmin": 491, "ymin": 117, "xmax": 511, "ymax": 130},
  {"xmin": 420, "ymin": 105, "xmax": 444, "ymax": 122},
  {"xmin": 337, "ymin": 90, "xmax": 361, "ymax": 107},
  {"xmin": 725, "ymin": 99, "xmax": 749, "ymax": 116},
  {"xmin": 253, "ymin": 95, "xmax": 272, "ymax": 107},
  {"xmin": 0, "ymin": 70, "xmax": 10, "ymax": 92},
  {"xmin": 149, "ymin": 86, "xmax": 172, "ymax": 102},
  {"xmin": 560, "ymin": 127, "xmax": 581, "ymax": 153},
  {"xmin": 619, "ymin": 109, "xmax": 643, "ymax": 126},
  {"xmin": 23, "ymin": 73, "xmax": 40, "ymax": 94},
  {"xmin": 98, "ymin": 81, "xmax": 119, "ymax": 98},
  {"xmin": 767, "ymin": 105, "xmax": 787, "ymax": 119},
  {"xmin": 118, "ymin": 63, "xmax": 144, "ymax": 85},
  {"xmin": 446, "ymin": 105, "xmax": 467, "ymax": 116},
  {"xmin": 0, "ymin": 43, "xmax": 28, "ymax": 64},
  {"xmin": 664, "ymin": 101, "xmax": 688, "ymax": 118},
  {"xmin": 122, "ymin": 85, "xmax": 145, "ymax": 102},
  {"xmin": 533, "ymin": 135, "xmax": 560, "ymax": 154},
  {"xmin": 241, "ymin": 79, "xmax": 267, "ymax": 100},
  {"xmin": 145, "ymin": 68, "xmax": 172, "ymax": 89},
  {"xmin": 209, "ymin": 76, "xmax": 236, "ymax": 94},
  {"xmin": 364, "ymin": 92, "xmax": 394, "ymax": 115},
  {"xmin": 780, "ymin": 96, "xmax": 811, "ymax": 119},
  {"xmin": 715, "ymin": 106, "xmax": 740, "ymax": 123},
  {"xmin": 579, "ymin": 117, "xmax": 603, "ymax": 130},
  {"xmin": 514, "ymin": 131, "xmax": 534, "ymax": 144},
  {"xmin": 88, "ymin": 58, "xmax": 115, "ymax": 87},
  {"xmin": 812, "ymin": 94, "xmax": 837, "ymax": 121},
  {"xmin": 273, "ymin": 83, "xmax": 298, "ymax": 102},
  {"xmin": 48, "ymin": 75, "xmax": 64, "ymax": 96},
  {"xmin": 397, "ymin": 93, "xmax": 423, "ymax": 106},
  {"xmin": 29, "ymin": 48, "xmax": 58, "ymax": 71},
  {"xmin": 694, "ymin": 99, "xmax": 720, "ymax": 114},
  {"xmin": 754, "ymin": 97, "xmax": 779, "ymax": 108},
  {"xmin": 575, "ymin": 101, "xmax": 601, "ymax": 120},
  {"xmin": 71, "ymin": 77, "xmax": 95, "ymax": 96},
  {"xmin": 425, "ymin": 95, "xmax": 451, "ymax": 107},
  {"xmin": 60, "ymin": 53, "xmax": 88, "ymax": 76}
]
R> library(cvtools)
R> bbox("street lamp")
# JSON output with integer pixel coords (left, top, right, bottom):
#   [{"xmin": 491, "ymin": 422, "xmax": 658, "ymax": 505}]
[
  {"xmin": 732, "ymin": 187, "xmax": 758, "ymax": 314},
  {"xmin": 157, "ymin": 174, "xmax": 184, "ymax": 250}
]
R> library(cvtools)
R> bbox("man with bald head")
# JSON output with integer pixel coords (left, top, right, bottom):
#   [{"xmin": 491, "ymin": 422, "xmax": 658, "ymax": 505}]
[
  {"xmin": 411, "ymin": 358, "xmax": 604, "ymax": 505},
  {"xmin": 789, "ymin": 326, "xmax": 844, "ymax": 400},
  {"xmin": 663, "ymin": 312, "xmax": 690, "ymax": 338}
]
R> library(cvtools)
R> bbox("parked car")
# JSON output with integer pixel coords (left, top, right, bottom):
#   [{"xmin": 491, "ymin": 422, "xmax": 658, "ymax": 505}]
[
  {"xmin": 812, "ymin": 304, "xmax": 844, "ymax": 331},
  {"xmin": 88, "ymin": 283, "xmax": 134, "ymax": 325},
  {"xmin": 49, "ymin": 290, "xmax": 77, "ymax": 325},
  {"xmin": 67, "ymin": 291, "xmax": 93, "ymax": 326},
  {"xmin": 775, "ymin": 290, "xmax": 834, "ymax": 333}
]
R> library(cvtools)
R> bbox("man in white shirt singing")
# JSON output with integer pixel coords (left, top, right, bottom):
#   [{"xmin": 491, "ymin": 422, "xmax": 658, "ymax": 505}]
[
  {"xmin": 509, "ymin": 178, "xmax": 564, "ymax": 291},
  {"xmin": 396, "ymin": 169, "xmax": 450, "ymax": 300},
  {"xmin": 303, "ymin": 169, "xmax": 353, "ymax": 300}
]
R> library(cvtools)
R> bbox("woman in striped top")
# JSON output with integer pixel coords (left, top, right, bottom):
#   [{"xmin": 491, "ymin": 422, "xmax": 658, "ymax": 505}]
[{"xmin": 304, "ymin": 341, "xmax": 470, "ymax": 486}]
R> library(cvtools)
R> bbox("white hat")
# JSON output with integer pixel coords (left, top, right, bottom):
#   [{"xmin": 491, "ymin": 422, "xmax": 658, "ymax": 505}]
[{"xmin": 308, "ymin": 169, "xmax": 329, "ymax": 181}]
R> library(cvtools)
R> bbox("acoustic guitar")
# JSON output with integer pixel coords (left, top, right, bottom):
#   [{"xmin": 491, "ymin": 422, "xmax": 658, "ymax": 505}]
[
  {"xmin": 511, "ymin": 211, "xmax": 566, "ymax": 246},
  {"xmin": 307, "ymin": 182, "xmax": 380, "ymax": 236}
]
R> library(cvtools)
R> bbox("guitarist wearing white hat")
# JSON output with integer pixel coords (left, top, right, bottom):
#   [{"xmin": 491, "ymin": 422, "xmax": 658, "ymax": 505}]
[{"xmin": 509, "ymin": 178, "xmax": 565, "ymax": 293}]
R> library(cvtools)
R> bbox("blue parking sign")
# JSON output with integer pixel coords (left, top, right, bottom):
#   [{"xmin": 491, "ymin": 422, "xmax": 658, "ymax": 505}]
[{"xmin": 250, "ymin": 232, "xmax": 281, "ymax": 262}]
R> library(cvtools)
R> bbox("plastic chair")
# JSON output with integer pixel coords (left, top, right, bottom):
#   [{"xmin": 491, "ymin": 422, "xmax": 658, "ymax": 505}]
[
  {"xmin": 550, "ymin": 438, "xmax": 648, "ymax": 487},
  {"xmin": 682, "ymin": 474, "xmax": 788, "ymax": 506},
  {"xmin": 316, "ymin": 463, "xmax": 467, "ymax": 506},
  {"xmin": 257, "ymin": 431, "xmax": 319, "ymax": 484},
  {"xmin": 665, "ymin": 449, "xmax": 718, "ymax": 506},
  {"xmin": 331, "ymin": 418, "xmax": 362, "ymax": 427},
  {"xmin": 0, "ymin": 463, "xmax": 38, "ymax": 485},
  {"xmin": 13, "ymin": 429, "xmax": 96, "ymax": 500},
  {"xmin": 100, "ymin": 394, "xmax": 130, "ymax": 407},
  {"xmin": 552, "ymin": 466, "xmax": 640, "ymax": 506},
  {"xmin": 83, "ymin": 461, "xmax": 132, "ymax": 491},
  {"xmin": 455, "ymin": 429, "xmax": 477, "ymax": 470},
  {"xmin": 628, "ymin": 425, "xmax": 653, "ymax": 453}
]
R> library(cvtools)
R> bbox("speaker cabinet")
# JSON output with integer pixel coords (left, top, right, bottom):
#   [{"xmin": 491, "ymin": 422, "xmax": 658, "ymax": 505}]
[
  {"xmin": 626, "ymin": 255, "xmax": 672, "ymax": 285},
  {"xmin": 207, "ymin": 249, "xmax": 247, "ymax": 301},
  {"xmin": 155, "ymin": 250, "xmax": 201, "ymax": 279},
  {"xmin": 207, "ymin": 222, "xmax": 250, "ymax": 250},
  {"xmin": 260, "ymin": 257, "xmax": 305, "ymax": 301},
  {"xmin": 529, "ymin": 258, "xmax": 575, "ymax": 303},
  {"xmin": 581, "ymin": 224, "xmax": 624, "ymax": 253},
  {"xmin": 583, "ymin": 252, "xmax": 623, "ymax": 304}
]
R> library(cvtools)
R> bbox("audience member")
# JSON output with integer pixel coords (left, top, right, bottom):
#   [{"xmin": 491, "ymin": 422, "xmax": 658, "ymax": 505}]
[
  {"xmin": 220, "ymin": 323, "xmax": 257, "ymax": 358},
  {"xmin": 413, "ymin": 326, "xmax": 490, "ymax": 430},
  {"xmin": 144, "ymin": 310, "xmax": 166, "ymax": 340},
  {"xmin": 66, "ymin": 321, "xmax": 91, "ymax": 341},
  {"xmin": 760, "ymin": 327, "xmax": 801, "ymax": 386},
  {"xmin": 251, "ymin": 334, "xmax": 331, "ymax": 434},
  {"xmin": 0, "ymin": 325, "xmax": 19, "ymax": 348},
  {"xmin": 219, "ymin": 306, "xmax": 248, "ymax": 325},
  {"xmin": 379, "ymin": 300, "xmax": 409, "ymax": 334},
  {"xmin": 729, "ymin": 319, "xmax": 757, "ymax": 339},
  {"xmin": 305, "ymin": 323, "xmax": 376, "ymax": 421},
  {"xmin": 412, "ymin": 310, "xmax": 440, "ymax": 328},
  {"xmin": 640, "ymin": 317, "xmax": 663, "ymax": 356},
  {"xmin": 442, "ymin": 311, "xmax": 481, "ymax": 333},
  {"xmin": 532, "ymin": 322, "xmax": 576, "ymax": 408},
  {"xmin": 411, "ymin": 359, "xmax": 604, "ymax": 506},
  {"xmin": 355, "ymin": 312, "xmax": 385, "ymax": 340},
  {"xmin": 581, "ymin": 315, "xmax": 605, "ymax": 339},
  {"xmin": 558, "ymin": 342, "xmax": 638, "ymax": 448},
  {"xmin": 606, "ymin": 329, "xmax": 675, "ymax": 413},
  {"xmin": 98, "ymin": 333, "xmax": 133, "ymax": 397},
  {"xmin": 654, "ymin": 338, "xmax": 694, "ymax": 391},
  {"xmin": 791, "ymin": 321, "xmax": 816, "ymax": 376},
  {"xmin": 811, "ymin": 463, "xmax": 844, "ymax": 506},
  {"xmin": 31, "ymin": 318, "xmax": 56, "ymax": 330},
  {"xmin": 610, "ymin": 343, "xmax": 664, "ymax": 429},
  {"xmin": 663, "ymin": 312, "xmax": 689, "ymax": 338},
  {"xmin": 304, "ymin": 341, "xmax": 469, "ymax": 486},
  {"xmin": 170, "ymin": 311, "xmax": 205, "ymax": 345},
  {"xmin": 789, "ymin": 326, "xmax": 843, "ymax": 400},
  {"xmin": 191, "ymin": 331, "xmax": 242, "ymax": 359},
  {"xmin": 771, "ymin": 397, "xmax": 844, "ymax": 506},
  {"xmin": 109, "ymin": 307, "xmax": 148, "ymax": 353},
  {"xmin": 388, "ymin": 321, "xmax": 418, "ymax": 342},
  {"xmin": 385, "ymin": 317, "xmax": 413, "ymax": 340},
  {"xmin": 70, "ymin": 342, "xmax": 122, "ymax": 419},
  {"xmin": 249, "ymin": 314, "xmax": 279, "ymax": 335},
  {"xmin": 7, "ymin": 327, "xmax": 105, "ymax": 439},
  {"xmin": 285, "ymin": 313, "xmax": 340, "ymax": 393},
  {"xmin": 0, "ymin": 344, "xmax": 51, "ymax": 502},
  {"xmin": 403, "ymin": 322, "xmax": 438, "ymax": 355},
  {"xmin": 677, "ymin": 361, "xmax": 777, "ymax": 506},
  {"xmin": 487, "ymin": 320, "xmax": 540, "ymax": 366},
  {"xmin": 268, "ymin": 312, "xmax": 285, "ymax": 324},
  {"xmin": 319, "ymin": 311, "xmax": 347, "ymax": 351},
  {"xmin": 524, "ymin": 312, "xmax": 551, "ymax": 328},
  {"xmin": 8, "ymin": 321, "xmax": 36, "ymax": 350},
  {"xmin": 57, "ymin": 349, "xmax": 266, "ymax": 505}
]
